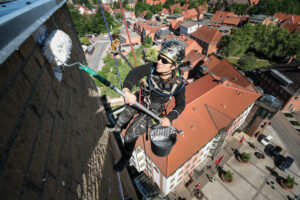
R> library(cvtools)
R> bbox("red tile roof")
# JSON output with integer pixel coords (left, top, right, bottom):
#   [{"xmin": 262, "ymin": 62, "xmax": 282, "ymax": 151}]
[
  {"xmin": 184, "ymin": 49, "xmax": 206, "ymax": 68},
  {"xmin": 153, "ymin": 1, "xmax": 160, "ymax": 5},
  {"xmin": 170, "ymin": 20, "xmax": 184, "ymax": 29},
  {"xmin": 191, "ymin": 25, "xmax": 223, "ymax": 44},
  {"xmin": 281, "ymin": 23, "xmax": 300, "ymax": 33},
  {"xmin": 203, "ymin": 56, "xmax": 258, "ymax": 92},
  {"xmin": 274, "ymin": 13, "xmax": 300, "ymax": 23},
  {"xmin": 159, "ymin": 8, "xmax": 169, "ymax": 15},
  {"xmin": 197, "ymin": 5, "xmax": 208, "ymax": 14},
  {"xmin": 133, "ymin": 73, "xmax": 261, "ymax": 177},
  {"xmin": 146, "ymin": 0, "xmax": 154, "ymax": 4},
  {"xmin": 223, "ymin": 17, "xmax": 240, "ymax": 25},
  {"xmin": 249, "ymin": 0, "xmax": 259, "ymax": 5},
  {"xmin": 182, "ymin": 4, "xmax": 189, "ymax": 10},
  {"xmin": 182, "ymin": 8, "xmax": 198, "ymax": 19}
]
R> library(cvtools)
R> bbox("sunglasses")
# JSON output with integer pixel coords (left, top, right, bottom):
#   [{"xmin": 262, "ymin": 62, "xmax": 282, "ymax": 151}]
[{"xmin": 158, "ymin": 56, "xmax": 173, "ymax": 65}]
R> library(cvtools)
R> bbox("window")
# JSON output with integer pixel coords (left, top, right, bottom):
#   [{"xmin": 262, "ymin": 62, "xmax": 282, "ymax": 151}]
[
  {"xmin": 186, "ymin": 163, "xmax": 190, "ymax": 168},
  {"xmin": 260, "ymin": 122, "xmax": 266, "ymax": 128},
  {"xmin": 295, "ymin": 96, "xmax": 298, "ymax": 100},
  {"xmin": 170, "ymin": 184, "xmax": 174, "ymax": 189},
  {"xmin": 154, "ymin": 166, "xmax": 159, "ymax": 173},
  {"xmin": 139, "ymin": 162, "xmax": 145, "ymax": 168},
  {"xmin": 138, "ymin": 155, "xmax": 144, "ymax": 161},
  {"xmin": 193, "ymin": 157, "xmax": 197, "ymax": 163},
  {"xmin": 171, "ymin": 178, "xmax": 175, "ymax": 183},
  {"xmin": 288, "ymin": 104, "xmax": 293, "ymax": 108}
]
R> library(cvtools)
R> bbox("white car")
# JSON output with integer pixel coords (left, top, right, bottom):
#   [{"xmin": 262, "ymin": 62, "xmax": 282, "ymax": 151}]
[{"xmin": 261, "ymin": 135, "xmax": 273, "ymax": 146}]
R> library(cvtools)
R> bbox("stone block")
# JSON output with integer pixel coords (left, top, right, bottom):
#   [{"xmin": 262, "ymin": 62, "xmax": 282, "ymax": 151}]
[
  {"xmin": 33, "ymin": 49, "xmax": 46, "ymax": 66},
  {"xmin": 0, "ymin": 108, "xmax": 39, "ymax": 199},
  {"xmin": 56, "ymin": 164, "xmax": 68, "ymax": 200},
  {"xmin": 47, "ymin": 90, "xmax": 58, "ymax": 117},
  {"xmin": 0, "ymin": 51, "xmax": 23, "ymax": 91},
  {"xmin": 19, "ymin": 36, "xmax": 36, "ymax": 59},
  {"xmin": 46, "ymin": 114, "xmax": 63, "ymax": 177},
  {"xmin": 22, "ymin": 58, "xmax": 42, "ymax": 85},
  {"xmin": 30, "ymin": 68, "xmax": 53, "ymax": 116},
  {"xmin": 26, "ymin": 112, "xmax": 53, "ymax": 187},
  {"xmin": 42, "ymin": 175, "xmax": 56, "ymax": 199}
]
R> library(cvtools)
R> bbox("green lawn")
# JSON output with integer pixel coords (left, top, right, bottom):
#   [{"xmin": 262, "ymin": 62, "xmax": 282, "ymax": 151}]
[{"xmin": 226, "ymin": 57, "xmax": 271, "ymax": 69}]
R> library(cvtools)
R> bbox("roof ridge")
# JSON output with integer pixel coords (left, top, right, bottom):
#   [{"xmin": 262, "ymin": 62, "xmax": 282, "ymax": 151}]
[{"xmin": 204, "ymin": 104, "xmax": 233, "ymax": 131}]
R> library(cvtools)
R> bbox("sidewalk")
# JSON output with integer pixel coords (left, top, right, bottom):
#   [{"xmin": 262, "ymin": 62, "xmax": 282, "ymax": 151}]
[{"xmin": 173, "ymin": 133, "xmax": 244, "ymax": 199}]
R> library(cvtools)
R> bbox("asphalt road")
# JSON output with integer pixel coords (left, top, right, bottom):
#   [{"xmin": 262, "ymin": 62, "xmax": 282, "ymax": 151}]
[
  {"xmin": 270, "ymin": 113, "xmax": 300, "ymax": 169},
  {"xmin": 86, "ymin": 40, "xmax": 110, "ymax": 72}
]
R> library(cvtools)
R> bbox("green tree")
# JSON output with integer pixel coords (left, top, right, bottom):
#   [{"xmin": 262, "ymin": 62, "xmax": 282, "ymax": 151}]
[
  {"xmin": 143, "ymin": 35, "xmax": 153, "ymax": 48},
  {"xmin": 238, "ymin": 52, "xmax": 257, "ymax": 71},
  {"xmin": 79, "ymin": 37, "xmax": 90, "ymax": 45},
  {"xmin": 68, "ymin": 4, "xmax": 89, "ymax": 37},
  {"xmin": 134, "ymin": 2, "xmax": 150, "ymax": 17},
  {"xmin": 113, "ymin": 1, "xmax": 120, "ymax": 9},
  {"xmin": 145, "ymin": 48, "xmax": 158, "ymax": 62},
  {"xmin": 164, "ymin": 0, "xmax": 175, "ymax": 9},
  {"xmin": 225, "ymin": 3, "xmax": 250, "ymax": 15},
  {"xmin": 145, "ymin": 11, "xmax": 154, "ymax": 20},
  {"xmin": 174, "ymin": 6, "xmax": 182, "ymax": 14},
  {"xmin": 150, "ymin": 3, "xmax": 163, "ymax": 14},
  {"xmin": 249, "ymin": 0, "xmax": 300, "ymax": 15}
]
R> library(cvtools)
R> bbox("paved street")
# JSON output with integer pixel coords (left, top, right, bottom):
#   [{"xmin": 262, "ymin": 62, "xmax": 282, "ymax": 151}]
[
  {"xmin": 173, "ymin": 128, "xmax": 300, "ymax": 200},
  {"xmin": 86, "ymin": 40, "xmax": 110, "ymax": 72},
  {"xmin": 270, "ymin": 111, "xmax": 300, "ymax": 169}
]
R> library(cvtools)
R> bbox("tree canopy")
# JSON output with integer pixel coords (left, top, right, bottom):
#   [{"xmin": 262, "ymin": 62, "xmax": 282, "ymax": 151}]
[
  {"xmin": 68, "ymin": 4, "xmax": 117, "ymax": 37},
  {"xmin": 221, "ymin": 23, "xmax": 300, "ymax": 60},
  {"xmin": 143, "ymin": 35, "xmax": 153, "ymax": 48},
  {"xmin": 225, "ymin": 3, "xmax": 250, "ymax": 15},
  {"xmin": 249, "ymin": 0, "xmax": 300, "ymax": 15},
  {"xmin": 134, "ymin": 2, "xmax": 150, "ymax": 17}
]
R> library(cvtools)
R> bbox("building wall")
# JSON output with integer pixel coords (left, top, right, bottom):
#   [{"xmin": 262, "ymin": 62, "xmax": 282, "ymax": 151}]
[
  {"xmin": 0, "ymin": 4, "xmax": 137, "ymax": 199},
  {"xmin": 149, "ymin": 139, "xmax": 214, "ymax": 195},
  {"xmin": 207, "ymin": 43, "xmax": 218, "ymax": 55},
  {"xmin": 282, "ymin": 91, "xmax": 300, "ymax": 112}
]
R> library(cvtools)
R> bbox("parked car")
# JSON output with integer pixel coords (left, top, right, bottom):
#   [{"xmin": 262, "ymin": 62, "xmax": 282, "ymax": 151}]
[
  {"xmin": 275, "ymin": 155, "xmax": 294, "ymax": 171},
  {"xmin": 86, "ymin": 45, "xmax": 95, "ymax": 55},
  {"xmin": 269, "ymin": 146, "xmax": 282, "ymax": 157},
  {"xmin": 261, "ymin": 135, "xmax": 273, "ymax": 146}
]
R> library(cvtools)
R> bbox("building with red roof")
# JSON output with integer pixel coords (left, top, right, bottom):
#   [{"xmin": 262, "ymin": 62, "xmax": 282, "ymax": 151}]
[
  {"xmin": 120, "ymin": 73, "xmax": 261, "ymax": 194},
  {"xmin": 197, "ymin": 5, "xmax": 208, "ymax": 19},
  {"xmin": 274, "ymin": 13, "xmax": 300, "ymax": 33},
  {"xmin": 211, "ymin": 11, "xmax": 240, "ymax": 27},
  {"xmin": 200, "ymin": 56, "xmax": 258, "ymax": 92},
  {"xmin": 182, "ymin": 8, "xmax": 198, "ymax": 21},
  {"xmin": 181, "ymin": 4, "xmax": 189, "ymax": 11},
  {"xmin": 170, "ymin": 20, "xmax": 184, "ymax": 35},
  {"xmin": 190, "ymin": 25, "xmax": 223, "ymax": 55}
]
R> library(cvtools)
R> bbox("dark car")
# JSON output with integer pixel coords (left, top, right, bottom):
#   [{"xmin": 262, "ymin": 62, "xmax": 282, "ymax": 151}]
[
  {"xmin": 269, "ymin": 146, "xmax": 282, "ymax": 157},
  {"xmin": 275, "ymin": 155, "xmax": 294, "ymax": 171}
]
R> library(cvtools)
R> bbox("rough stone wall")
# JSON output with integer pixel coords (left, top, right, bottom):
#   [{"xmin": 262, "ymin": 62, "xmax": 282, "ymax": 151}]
[{"xmin": 0, "ymin": 4, "xmax": 137, "ymax": 200}]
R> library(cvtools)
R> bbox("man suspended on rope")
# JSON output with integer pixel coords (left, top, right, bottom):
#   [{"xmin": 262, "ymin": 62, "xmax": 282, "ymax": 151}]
[{"xmin": 107, "ymin": 40, "xmax": 186, "ymax": 172}]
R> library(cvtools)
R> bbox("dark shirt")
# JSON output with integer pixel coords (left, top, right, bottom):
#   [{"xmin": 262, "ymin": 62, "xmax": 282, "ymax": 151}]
[{"xmin": 123, "ymin": 62, "xmax": 186, "ymax": 122}]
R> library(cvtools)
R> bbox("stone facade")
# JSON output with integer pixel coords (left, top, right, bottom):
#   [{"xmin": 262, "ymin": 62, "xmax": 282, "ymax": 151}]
[{"xmin": 0, "ymin": 4, "xmax": 137, "ymax": 200}]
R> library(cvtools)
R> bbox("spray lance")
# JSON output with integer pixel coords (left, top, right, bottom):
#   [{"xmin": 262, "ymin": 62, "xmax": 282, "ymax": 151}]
[{"xmin": 42, "ymin": 29, "xmax": 184, "ymax": 136}]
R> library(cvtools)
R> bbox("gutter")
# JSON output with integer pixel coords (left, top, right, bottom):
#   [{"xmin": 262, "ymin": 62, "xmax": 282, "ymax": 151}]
[{"xmin": 0, "ymin": 0, "xmax": 66, "ymax": 64}]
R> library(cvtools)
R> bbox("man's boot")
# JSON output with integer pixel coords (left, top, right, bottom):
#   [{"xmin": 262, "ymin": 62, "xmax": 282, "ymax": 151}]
[{"xmin": 114, "ymin": 154, "xmax": 131, "ymax": 172}]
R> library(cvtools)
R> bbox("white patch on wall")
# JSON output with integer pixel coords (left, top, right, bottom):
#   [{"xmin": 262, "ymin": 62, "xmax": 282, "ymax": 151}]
[{"xmin": 42, "ymin": 30, "xmax": 72, "ymax": 82}]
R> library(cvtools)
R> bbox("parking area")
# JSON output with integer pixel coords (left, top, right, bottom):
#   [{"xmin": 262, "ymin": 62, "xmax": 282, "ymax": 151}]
[
  {"xmin": 202, "ymin": 132, "xmax": 300, "ymax": 200},
  {"xmin": 173, "ymin": 126, "xmax": 300, "ymax": 200}
]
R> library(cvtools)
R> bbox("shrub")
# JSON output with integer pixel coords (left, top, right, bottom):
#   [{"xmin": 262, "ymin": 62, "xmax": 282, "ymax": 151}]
[
  {"xmin": 241, "ymin": 152, "xmax": 251, "ymax": 162},
  {"xmin": 285, "ymin": 175, "xmax": 298, "ymax": 188},
  {"xmin": 224, "ymin": 170, "xmax": 233, "ymax": 181},
  {"xmin": 291, "ymin": 121, "xmax": 300, "ymax": 126},
  {"xmin": 284, "ymin": 113, "xmax": 294, "ymax": 118}
]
